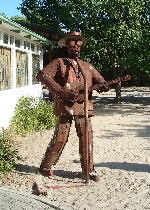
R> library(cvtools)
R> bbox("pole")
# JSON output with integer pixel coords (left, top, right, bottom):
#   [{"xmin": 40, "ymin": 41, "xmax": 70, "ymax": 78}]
[{"xmin": 75, "ymin": 56, "xmax": 89, "ymax": 184}]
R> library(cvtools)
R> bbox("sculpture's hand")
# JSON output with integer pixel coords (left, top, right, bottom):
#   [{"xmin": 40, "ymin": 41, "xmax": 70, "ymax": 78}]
[
  {"xmin": 97, "ymin": 83, "xmax": 109, "ymax": 93},
  {"xmin": 60, "ymin": 89, "xmax": 77, "ymax": 101},
  {"xmin": 90, "ymin": 76, "xmax": 109, "ymax": 93},
  {"xmin": 59, "ymin": 83, "xmax": 85, "ymax": 102}
]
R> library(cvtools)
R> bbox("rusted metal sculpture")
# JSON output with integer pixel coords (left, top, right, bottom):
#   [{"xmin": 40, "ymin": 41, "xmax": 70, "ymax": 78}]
[{"xmin": 36, "ymin": 31, "xmax": 130, "ymax": 187}]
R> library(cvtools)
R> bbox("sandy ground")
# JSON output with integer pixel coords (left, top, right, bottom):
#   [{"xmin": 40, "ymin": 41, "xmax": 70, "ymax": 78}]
[{"xmin": 0, "ymin": 87, "xmax": 150, "ymax": 210}]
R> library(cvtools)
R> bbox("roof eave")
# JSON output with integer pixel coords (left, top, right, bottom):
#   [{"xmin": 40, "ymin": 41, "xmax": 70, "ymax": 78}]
[{"xmin": 0, "ymin": 15, "xmax": 53, "ymax": 49}]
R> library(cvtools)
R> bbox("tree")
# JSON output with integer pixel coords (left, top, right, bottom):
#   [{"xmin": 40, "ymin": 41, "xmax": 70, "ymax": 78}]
[
  {"xmin": 18, "ymin": 0, "xmax": 150, "ymax": 102},
  {"xmin": 10, "ymin": 15, "xmax": 29, "ymax": 22}
]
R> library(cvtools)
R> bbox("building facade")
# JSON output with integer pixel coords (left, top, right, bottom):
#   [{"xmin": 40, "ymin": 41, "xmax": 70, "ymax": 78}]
[{"xmin": 0, "ymin": 15, "xmax": 53, "ymax": 128}]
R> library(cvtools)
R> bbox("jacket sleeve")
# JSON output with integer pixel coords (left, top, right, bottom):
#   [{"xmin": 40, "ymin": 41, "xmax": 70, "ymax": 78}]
[
  {"xmin": 36, "ymin": 59, "xmax": 62, "ymax": 96},
  {"xmin": 92, "ymin": 66, "xmax": 106, "ymax": 84},
  {"xmin": 91, "ymin": 66, "xmax": 109, "ymax": 93}
]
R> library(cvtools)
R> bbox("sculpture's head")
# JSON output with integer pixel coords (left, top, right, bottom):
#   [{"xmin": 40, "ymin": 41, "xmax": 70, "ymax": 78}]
[{"xmin": 58, "ymin": 31, "xmax": 87, "ymax": 58}]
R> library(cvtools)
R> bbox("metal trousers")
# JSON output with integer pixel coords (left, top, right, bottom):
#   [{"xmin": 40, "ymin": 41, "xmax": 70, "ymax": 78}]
[{"xmin": 40, "ymin": 115, "xmax": 94, "ymax": 174}]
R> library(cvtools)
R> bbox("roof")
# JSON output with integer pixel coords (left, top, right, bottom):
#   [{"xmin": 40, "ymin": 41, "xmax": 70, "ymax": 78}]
[
  {"xmin": 0, "ymin": 15, "xmax": 53, "ymax": 48},
  {"xmin": 14, "ymin": 20, "xmax": 65, "ymax": 43}
]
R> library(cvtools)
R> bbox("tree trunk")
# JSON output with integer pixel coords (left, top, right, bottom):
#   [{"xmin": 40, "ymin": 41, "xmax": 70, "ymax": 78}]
[
  {"xmin": 115, "ymin": 81, "xmax": 121, "ymax": 103},
  {"xmin": 108, "ymin": 51, "xmax": 125, "ymax": 103},
  {"xmin": 111, "ymin": 61, "xmax": 119, "ymax": 103}
]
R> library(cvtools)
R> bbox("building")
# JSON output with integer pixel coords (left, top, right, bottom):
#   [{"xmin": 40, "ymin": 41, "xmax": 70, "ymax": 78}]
[{"xmin": 0, "ymin": 15, "xmax": 53, "ymax": 128}]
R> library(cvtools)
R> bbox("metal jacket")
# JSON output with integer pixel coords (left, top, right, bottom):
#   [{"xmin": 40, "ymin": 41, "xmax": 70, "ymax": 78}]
[{"xmin": 37, "ymin": 58, "xmax": 105, "ymax": 116}]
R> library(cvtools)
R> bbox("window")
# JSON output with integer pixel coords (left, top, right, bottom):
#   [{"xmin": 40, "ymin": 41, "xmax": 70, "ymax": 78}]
[
  {"xmin": 24, "ymin": 41, "xmax": 30, "ymax": 49},
  {"xmin": 36, "ymin": 45, "xmax": 42, "ymax": 53},
  {"xmin": 15, "ymin": 39, "xmax": 20, "ymax": 48},
  {"xmin": 31, "ymin": 43, "xmax": 34, "ymax": 51},
  {"xmin": 3, "ymin": 33, "xmax": 8, "ymax": 44},
  {"xmin": 16, "ymin": 51, "xmax": 28, "ymax": 87},
  {"xmin": 0, "ymin": 47, "xmax": 11, "ymax": 90},
  {"xmin": 10, "ymin": 36, "xmax": 14, "ymax": 45},
  {"xmin": 37, "ymin": 45, "xmax": 39, "ymax": 51},
  {"xmin": 32, "ymin": 54, "xmax": 40, "ymax": 84}
]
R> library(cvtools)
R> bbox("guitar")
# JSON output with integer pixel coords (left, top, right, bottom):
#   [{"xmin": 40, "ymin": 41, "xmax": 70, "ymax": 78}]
[{"xmin": 88, "ymin": 75, "xmax": 131, "ymax": 92}]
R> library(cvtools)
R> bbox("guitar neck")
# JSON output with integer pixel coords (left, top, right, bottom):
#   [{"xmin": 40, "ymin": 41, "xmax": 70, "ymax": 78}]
[{"xmin": 89, "ymin": 75, "xmax": 131, "ymax": 92}]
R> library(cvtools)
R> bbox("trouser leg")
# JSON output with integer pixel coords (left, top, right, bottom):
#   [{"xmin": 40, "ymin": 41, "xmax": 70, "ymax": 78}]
[
  {"xmin": 40, "ymin": 116, "xmax": 72, "ymax": 170},
  {"xmin": 74, "ymin": 116, "xmax": 94, "ymax": 174}
]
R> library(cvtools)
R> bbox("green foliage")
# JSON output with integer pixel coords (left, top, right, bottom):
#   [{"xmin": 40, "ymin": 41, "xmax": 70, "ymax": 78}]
[
  {"xmin": 19, "ymin": 0, "xmax": 150, "ymax": 83},
  {"xmin": 9, "ymin": 96, "xmax": 56, "ymax": 136},
  {"xmin": 11, "ymin": 15, "xmax": 29, "ymax": 22},
  {"xmin": 0, "ymin": 129, "xmax": 21, "ymax": 174}
]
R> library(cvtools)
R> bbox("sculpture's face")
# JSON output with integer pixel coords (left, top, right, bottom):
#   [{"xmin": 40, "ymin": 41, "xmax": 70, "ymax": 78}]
[{"xmin": 66, "ymin": 40, "xmax": 83, "ymax": 58}]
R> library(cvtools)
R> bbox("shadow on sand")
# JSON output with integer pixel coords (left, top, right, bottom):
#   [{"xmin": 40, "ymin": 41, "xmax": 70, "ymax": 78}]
[
  {"xmin": 15, "ymin": 163, "xmax": 84, "ymax": 181},
  {"xmin": 93, "ymin": 93, "xmax": 150, "ymax": 116},
  {"xmin": 95, "ymin": 162, "xmax": 150, "ymax": 173}
]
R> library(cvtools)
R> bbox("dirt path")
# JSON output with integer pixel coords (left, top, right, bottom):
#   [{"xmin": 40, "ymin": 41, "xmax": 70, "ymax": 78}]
[{"xmin": 0, "ymin": 87, "xmax": 150, "ymax": 210}]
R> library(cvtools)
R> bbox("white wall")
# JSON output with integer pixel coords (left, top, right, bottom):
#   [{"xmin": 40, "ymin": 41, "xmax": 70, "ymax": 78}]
[{"xmin": 0, "ymin": 84, "xmax": 43, "ymax": 129}]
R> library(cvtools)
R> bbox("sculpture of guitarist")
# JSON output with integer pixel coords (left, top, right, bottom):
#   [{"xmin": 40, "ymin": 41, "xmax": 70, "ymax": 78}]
[{"xmin": 36, "ymin": 31, "xmax": 109, "ymax": 182}]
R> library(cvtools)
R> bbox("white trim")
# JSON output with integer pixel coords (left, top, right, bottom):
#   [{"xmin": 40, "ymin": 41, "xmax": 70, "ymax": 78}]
[
  {"xmin": 0, "ymin": 30, "xmax": 3, "ymax": 45},
  {"xmin": 39, "ymin": 53, "xmax": 43, "ymax": 70},
  {"xmin": 28, "ymin": 52, "xmax": 32, "ymax": 86},
  {"xmin": 11, "ymin": 47, "xmax": 16, "ymax": 89},
  {"xmin": 0, "ymin": 26, "xmax": 43, "ymax": 54}
]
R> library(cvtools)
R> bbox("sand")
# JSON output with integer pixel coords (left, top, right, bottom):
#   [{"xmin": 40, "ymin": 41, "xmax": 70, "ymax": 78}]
[{"xmin": 1, "ymin": 87, "xmax": 150, "ymax": 210}]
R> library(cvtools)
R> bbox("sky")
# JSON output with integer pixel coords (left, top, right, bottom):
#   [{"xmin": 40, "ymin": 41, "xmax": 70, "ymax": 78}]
[{"xmin": 0, "ymin": 0, "xmax": 23, "ymax": 18}]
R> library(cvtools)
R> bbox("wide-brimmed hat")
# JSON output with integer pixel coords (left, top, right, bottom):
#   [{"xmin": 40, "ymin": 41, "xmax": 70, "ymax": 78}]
[{"xmin": 58, "ymin": 31, "xmax": 87, "ymax": 47}]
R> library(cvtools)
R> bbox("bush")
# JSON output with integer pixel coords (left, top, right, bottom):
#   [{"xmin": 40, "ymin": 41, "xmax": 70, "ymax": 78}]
[
  {"xmin": 0, "ymin": 128, "xmax": 21, "ymax": 174},
  {"xmin": 0, "ymin": 96, "xmax": 56, "ymax": 174},
  {"xmin": 8, "ymin": 96, "xmax": 56, "ymax": 136}
]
